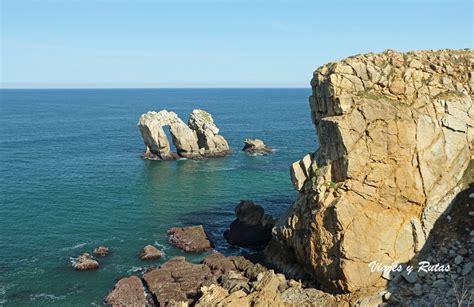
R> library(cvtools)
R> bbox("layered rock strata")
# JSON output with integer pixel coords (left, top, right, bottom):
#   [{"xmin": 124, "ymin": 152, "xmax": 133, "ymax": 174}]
[
  {"xmin": 138, "ymin": 109, "xmax": 230, "ymax": 160},
  {"xmin": 106, "ymin": 252, "xmax": 339, "ymax": 306},
  {"xmin": 268, "ymin": 49, "xmax": 474, "ymax": 293},
  {"xmin": 168, "ymin": 225, "xmax": 214, "ymax": 253}
]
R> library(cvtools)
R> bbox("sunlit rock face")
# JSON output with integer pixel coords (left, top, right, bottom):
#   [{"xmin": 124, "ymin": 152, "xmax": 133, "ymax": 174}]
[
  {"xmin": 138, "ymin": 109, "xmax": 230, "ymax": 159},
  {"xmin": 268, "ymin": 49, "xmax": 474, "ymax": 294}
]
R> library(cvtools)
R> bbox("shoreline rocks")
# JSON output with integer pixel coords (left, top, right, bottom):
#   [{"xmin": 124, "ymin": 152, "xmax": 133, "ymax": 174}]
[
  {"xmin": 105, "ymin": 276, "xmax": 147, "ymax": 306},
  {"xmin": 73, "ymin": 253, "xmax": 99, "ymax": 271},
  {"xmin": 168, "ymin": 225, "xmax": 213, "ymax": 253},
  {"xmin": 140, "ymin": 245, "xmax": 163, "ymax": 260},
  {"xmin": 224, "ymin": 200, "xmax": 275, "ymax": 247},
  {"xmin": 106, "ymin": 252, "xmax": 340, "ymax": 306},
  {"xmin": 138, "ymin": 109, "xmax": 230, "ymax": 160},
  {"xmin": 242, "ymin": 138, "xmax": 272, "ymax": 155}
]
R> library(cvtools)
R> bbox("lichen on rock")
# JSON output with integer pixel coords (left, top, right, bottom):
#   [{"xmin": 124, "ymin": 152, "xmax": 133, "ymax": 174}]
[{"xmin": 267, "ymin": 49, "xmax": 474, "ymax": 294}]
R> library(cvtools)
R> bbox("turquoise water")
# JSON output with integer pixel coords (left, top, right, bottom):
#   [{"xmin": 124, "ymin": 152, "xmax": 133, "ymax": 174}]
[{"xmin": 0, "ymin": 88, "xmax": 317, "ymax": 306}]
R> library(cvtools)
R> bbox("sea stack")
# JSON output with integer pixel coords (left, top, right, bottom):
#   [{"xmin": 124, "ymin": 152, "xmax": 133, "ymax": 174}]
[
  {"xmin": 138, "ymin": 109, "xmax": 230, "ymax": 160},
  {"xmin": 267, "ymin": 49, "xmax": 474, "ymax": 294}
]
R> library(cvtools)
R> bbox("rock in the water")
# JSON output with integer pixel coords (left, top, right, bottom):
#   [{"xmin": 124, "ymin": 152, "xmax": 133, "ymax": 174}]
[
  {"xmin": 105, "ymin": 276, "xmax": 147, "ymax": 306},
  {"xmin": 73, "ymin": 253, "xmax": 99, "ymax": 271},
  {"xmin": 188, "ymin": 109, "xmax": 230, "ymax": 157},
  {"xmin": 138, "ymin": 109, "xmax": 230, "ymax": 160},
  {"xmin": 268, "ymin": 49, "xmax": 474, "ymax": 294},
  {"xmin": 93, "ymin": 246, "xmax": 109, "ymax": 256},
  {"xmin": 224, "ymin": 200, "xmax": 275, "ymax": 247},
  {"xmin": 242, "ymin": 138, "xmax": 272, "ymax": 155},
  {"xmin": 143, "ymin": 256, "xmax": 215, "ymax": 305},
  {"xmin": 168, "ymin": 225, "xmax": 213, "ymax": 252},
  {"xmin": 140, "ymin": 245, "xmax": 163, "ymax": 260}
]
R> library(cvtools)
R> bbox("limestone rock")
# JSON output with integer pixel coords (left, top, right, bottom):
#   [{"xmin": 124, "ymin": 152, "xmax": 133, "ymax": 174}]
[
  {"xmin": 224, "ymin": 200, "xmax": 275, "ymax": 247},
  {"xmin": 268, "ymin": 49, "xmax": 474, "ymax": 294},
  {"xmin": 138, "ymin": 109, "xmax": 230, "ymax": 160},
  {"xmin": 143, "ymin": 256, "xmax": 215, "ymax": 305},
  {"xmin": 139, "ymin": 245, "xmax": 163, "ymax": 260},
  {"xmin": 168, "ymin": 225, "xmax": 213, "ymax": 252},
  {"xmin": 93, "ymin": 246, "xmax": 109, "ymax": 256},
  {"xmin": 105, "ymin": 276, "xmax": 147, "ymax": 307},
  {"xmin": 202, "ymin": 252, "xmax": 237, "ymax": 276},
  {"xmin": 73, "ymin": 253, "xmax": 99, "ymax": 271},
  {"xmin": 242, "ymin": 138, "xmax": 272, "ymax": 155},
  {"xmin": 290, "ymin": 153, "xmax": 314, "ymax": 191},
  {"xmin": 188, "ymin": 109, "xmax": 230, "ymax": 157}
]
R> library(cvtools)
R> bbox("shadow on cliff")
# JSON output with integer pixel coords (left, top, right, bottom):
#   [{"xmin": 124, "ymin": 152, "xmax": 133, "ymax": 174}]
[{"xmin": 385, "ymin": 175, "xmax": 473, "ymax": 305}]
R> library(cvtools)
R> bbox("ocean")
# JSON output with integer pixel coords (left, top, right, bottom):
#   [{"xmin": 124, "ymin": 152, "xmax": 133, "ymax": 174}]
[{"xmin": 0, "ymin": 88, "xmax": 318, "ymax": 306}]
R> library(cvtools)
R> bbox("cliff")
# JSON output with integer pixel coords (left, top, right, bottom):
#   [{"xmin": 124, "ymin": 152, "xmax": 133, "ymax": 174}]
[{"xmin": 268, "ymin": 49, "xmax": 474, "ymax": 293}]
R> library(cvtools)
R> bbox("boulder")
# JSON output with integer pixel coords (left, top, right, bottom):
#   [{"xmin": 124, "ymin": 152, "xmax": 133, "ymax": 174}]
[
  {"xmin": 268, "ymin": 49, "xmax": 474, "ymax": 294},
  {"xmin": 93, "ymin": 246, "xmax": 109, "ymax": 256},
  {"xmin": 73, "ymin": 253, "xmax": 99, "ymax": 271},
  {"xmin": 202, "ymin": 252, "xmax": 237, "ymax": 276},
  {"xmin": 188, "ymin": 109, "xmax": 230, "ymax": 157},
  {"xmin": 168, "ymin": 225, "xmax": 213, "ymax": 252},
  {"xmin": 143, "ymin": 256, "xmax": 215, "ymax": 305},
  {"xmin": 242, "ymin": 138, "xmax": 272, "ymax": 155},
  {"xmin": 224, "ymin": 200, "xmax": 275, "ymax": 247},
  {"xmin": 105, "ymin": 276, "xmax": 147, "ymax": 306},
  {"xmin": 139, "ymin": 245, "xmax": 163, "ymax": 260}
]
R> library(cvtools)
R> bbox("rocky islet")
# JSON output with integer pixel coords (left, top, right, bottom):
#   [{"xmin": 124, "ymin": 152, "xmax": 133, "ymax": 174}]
[{"xmin": 138, "ymin": 109, "xmax": 231, "ymax": 160}]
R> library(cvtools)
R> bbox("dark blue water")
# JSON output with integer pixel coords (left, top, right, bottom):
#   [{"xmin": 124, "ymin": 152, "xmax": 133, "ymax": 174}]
[{"xmin": 0, "ymin": 88, "xmax": 317, "ymax": 305}]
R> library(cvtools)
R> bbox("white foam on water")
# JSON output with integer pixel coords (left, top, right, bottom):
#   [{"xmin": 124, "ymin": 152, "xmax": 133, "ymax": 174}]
[
  {"xmin": 60, "ymin": 242, "xmax": 88, "ymax": 252},
  {"xmin": 30, "ymin": 293, "xmax": 66, "ymax": 302}
]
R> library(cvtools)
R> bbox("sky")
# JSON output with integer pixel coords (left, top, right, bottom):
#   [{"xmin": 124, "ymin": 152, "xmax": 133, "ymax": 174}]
[{"xmin": 0, "ymin": 0, "xmax": 472, "ymax": 88}]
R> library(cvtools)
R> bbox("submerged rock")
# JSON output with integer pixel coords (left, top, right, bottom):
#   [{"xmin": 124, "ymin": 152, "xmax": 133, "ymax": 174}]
[
  {"xmin": 168, "ymin": 225, "xmax": 213, "ymax": 253},
  {"xmin": 268, "ymin": 49, "xmax": 474, "ymax": 294},
  {"xmin": 242, "ymin": 138, "xmax": 272, "ymax": 155},
  {"xmin": 224, "ymin": 200, "xmax": 275, "ymax": 247},
  {"xmin": 93, "ymin": 246, "xmax": 109, "ymax": 257},
  {"xmin": 73, "ymin": 253, "xmax": 99, "ymax": 271},
  {"xmin": 138, "ymin": 109, "xmax": 230, "ymax": 160},
  {"xmin": 105, "ymin": 276, "xmax": 147, "ymax": 306},
  {"xmin": 139, "ymin": 245, "xmax": 163, "ymax": 260}
]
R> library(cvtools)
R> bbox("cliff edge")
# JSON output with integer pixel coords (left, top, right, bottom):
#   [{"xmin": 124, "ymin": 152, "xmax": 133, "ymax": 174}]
[{"xmin": 267, "ymin": 49, "xmax": 474, "ymax": 294}]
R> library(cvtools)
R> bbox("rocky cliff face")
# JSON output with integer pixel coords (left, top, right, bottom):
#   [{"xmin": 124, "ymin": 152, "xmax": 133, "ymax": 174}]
[{"xmin": 268, "ymin": 49, "xmax": 474, "ymax": 294}]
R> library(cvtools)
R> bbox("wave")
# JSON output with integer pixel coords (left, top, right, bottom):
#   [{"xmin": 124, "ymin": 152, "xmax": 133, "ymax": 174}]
[
  {"xmin": 60, "ymin": 242, "xmax": 88, "ymax": 252},
  {"xmin": 200, "ymin": 167, "xmax": 236, "ymax": 172},
  {"xmin": 30, "ymin": 293, "xmax": 67, "ymax": 302}
]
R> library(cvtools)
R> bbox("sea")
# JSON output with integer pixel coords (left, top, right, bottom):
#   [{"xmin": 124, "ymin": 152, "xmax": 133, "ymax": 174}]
[{"xmin": 0, "ymin": 88, "xmax": 318, "ymax": 306}]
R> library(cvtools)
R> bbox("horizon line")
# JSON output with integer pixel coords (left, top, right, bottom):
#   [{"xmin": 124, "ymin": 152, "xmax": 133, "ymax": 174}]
[{"xmin": 0, "ymin": 86, "xmax": 310, "ymax": 90}]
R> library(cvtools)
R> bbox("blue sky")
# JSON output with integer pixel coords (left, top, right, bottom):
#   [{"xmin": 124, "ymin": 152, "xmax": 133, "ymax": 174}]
[{"xmin": 0, "ymin": 0, "xmax": 472, "ymax": 88}]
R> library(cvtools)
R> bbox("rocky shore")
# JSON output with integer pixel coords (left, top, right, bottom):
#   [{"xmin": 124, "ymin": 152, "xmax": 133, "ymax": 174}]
[{"xmin": 98, "ymin": 49, "xmax": 473, "ymax": 306}]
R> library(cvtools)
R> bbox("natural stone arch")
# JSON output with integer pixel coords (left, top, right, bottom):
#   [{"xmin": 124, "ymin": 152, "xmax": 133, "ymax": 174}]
[
  {"xmin": 138, "ymin": 109, "xmax": 230, "ymax": 160},
  {"xmin": 138, "ymin": 110, "xmax": 200, "ymax": 159}
]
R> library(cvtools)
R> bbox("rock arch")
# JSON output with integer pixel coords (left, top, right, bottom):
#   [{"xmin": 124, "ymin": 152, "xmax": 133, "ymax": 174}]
[{"xmin": 138, "ymin": 109, "xmax": 230, "ymax": 160}]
